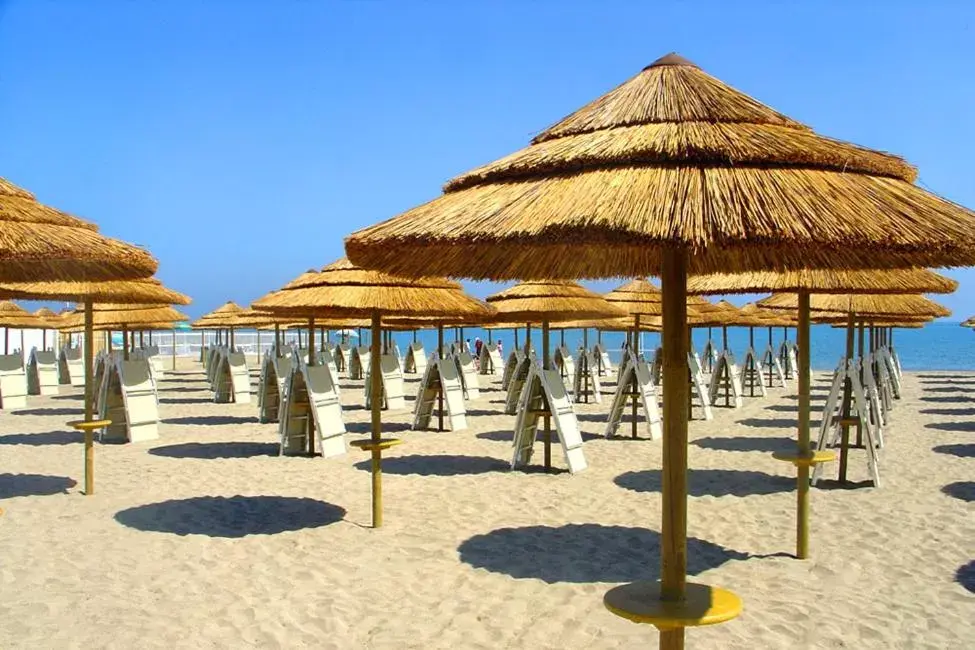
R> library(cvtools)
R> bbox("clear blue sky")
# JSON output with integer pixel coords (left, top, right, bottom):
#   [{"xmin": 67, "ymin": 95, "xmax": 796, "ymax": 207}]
[{"xmin": 2, "ymin": 1, "xmax": 973, "ymax": 319}]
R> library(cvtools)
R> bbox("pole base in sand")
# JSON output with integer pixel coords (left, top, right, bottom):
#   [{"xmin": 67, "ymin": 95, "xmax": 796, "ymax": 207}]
[
  {"xmin": 604, "ymin": 581, "xmax": 741, "ymax": 631},
  {"xmin": 772, "ymin": 450, "xmax": 836, "ymax": 467}
]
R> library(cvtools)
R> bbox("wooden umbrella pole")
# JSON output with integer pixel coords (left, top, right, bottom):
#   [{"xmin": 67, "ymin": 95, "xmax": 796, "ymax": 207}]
[
  {"xmin": 525, "ymin": 323, "xmax": 531, "ymax": 355},
  {"xmin": 796, "ymin": 290, "xmax": 811, "ymax": 559},
  {"xmin": 84, "ymin": 300, "xmax": 96, "ymax": 495},
  {"xmin": 172, "ymin": 329, "xmax": 177, "ymax": 371},
  {"xmin": 123, "ymin": 325, "xmax": 130, "ymax": 361},
  {"xmin": 767, "ymin": 326, "xmax": 774, "ymax": 388},
  {"xmin": 4, "ymin": 328, "xmax": 8, "ymax": 354},
  {"xmin": 722, "ymin": 325, "xmax": 728, "ymax": 353},
  {"xmin": 307, "ymin": 317, "xmax": 316, "ymax": 456},
  {"xmin": 660, "ymin": 248, "xmax": 689, "ymax": 650},
  {"xmin": 542, "ymin": 319, "xmax": 552, "ymax": 471},
  {"xmin": 274, "ymin": 324, "xmax": 280, "ymax": 357},
  {"xmin": 856, "ymin": 320, "xmax": 865, "ymax": 447},
  {"xmin": 514, "ymin": 327, "xmax": 519, "ymax": 349},
  {"xmin": 838, "ymin": 311, "xmax": 855, "ymax": 483},
  {"xmin": 369, "ymin": 310, "xmax": 383, "ymax": 527},
  {"xmin": 583, "ymin": 328, "xmax": 589, "ymax": 404},
  {"xmin": 437, "ymin": 323, "xmax": 444, "ymax": 432},
  {"xmin": 632, "ymin": 314, "xmax": 641, "ymax": 439}
]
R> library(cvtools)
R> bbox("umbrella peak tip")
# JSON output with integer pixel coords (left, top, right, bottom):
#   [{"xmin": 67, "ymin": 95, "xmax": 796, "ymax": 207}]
[{"xmin": 644, "ymin": 52, "xmax": 698, "ymax": 70}]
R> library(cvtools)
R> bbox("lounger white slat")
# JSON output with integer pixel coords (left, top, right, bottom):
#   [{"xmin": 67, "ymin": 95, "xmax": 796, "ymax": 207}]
[
  {"xmin": 593, "ymin": 343, "xmax": 613, "ymax": 377},
  {"xmin": 511, "ymin": 366, "xmax": 587, "ymax": 474},
  {"xmin": 279, "ymin": 359, "xmax": 347, "ymax": 458},
  {"xmin": 812, "ymin": 358, "xmax": 880, "ymax": 487},
  {"xmin": 604, "ymin": 351, "xmax": 661, "ymax": 440},
  {"xmin": 349, "ymin": 346, "xmax": 370, "ymax": 380},
  {"xmin": 412, "ymin": 355, "xmax": 467, "ymax": 431},
  {"xmin": 708, "ymin": 351, "xmax": 744, "ymax": 409},
  {"xmin": 454, "ymin": 351, "xmax": 480, "ymax": 400},
  {"xmin": 761, "ymin": 344, "xmax": 787, "ymax": 388},
  {"xmin": 501, "ymin": 349, "xmax": 526, "ymax": 391},
  {"xmin": 332, "ymin": 343, "xmax": 350, "ymax": 374},
  {"xmin": 99, "ymin": 358, "xmax": 160, "ymax": 443},
  {"xmin": 27, "ymin": 348, "xmax": 59, "ymax": 396},
  {"xmin": 319, "ymin": 348, "xmax": 341, "ymax": 396},
  {"xmin": 0, "ymin": 354, "xmax": 28, "ymax": 410},
  {"xmin": 404, "ymin": 342, "xmax": 427, "ymax": 375},
  {"xmin": 504, "ymin": 352, "xmax": 534, "ymax": 415},
  {"xmin": 259, "ymin": 354, "xmax": 292, "ymax": 423},
  {"xmin": 778, "ymin": 340, "xmax": 798, "ymax": 380},
  {"xmin": 364, "ymin": 354, "xmax": 408, "ymax": 411},
  {"xmin": 572, "ymin": 349, "xmax": 602, "ymax": 404},
  {"xmin": 59, "ymin": 346, "xmax": 84, "ymax": 387},
  {"xmin": 687, "ymin": 352, "xmax": 713, "ymax": 420},
  {"xmin": 739, "ymin": 348, "xmax": 768, "ymax": 398}
]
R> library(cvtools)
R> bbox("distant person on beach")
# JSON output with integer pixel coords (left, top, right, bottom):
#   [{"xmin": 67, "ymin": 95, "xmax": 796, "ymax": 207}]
[
  {"xmin": 497, "ymin": 340, "xmax": 503, "ymax": 356},
  {"xmin": 474, "ymin": 338, "xmax": 483, "ymax": 357}
]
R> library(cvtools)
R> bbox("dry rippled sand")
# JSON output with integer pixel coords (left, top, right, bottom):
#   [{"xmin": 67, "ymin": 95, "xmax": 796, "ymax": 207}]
[{"xmin": 0, "ymin": 360, "xmax": 972, "ymax": 649}]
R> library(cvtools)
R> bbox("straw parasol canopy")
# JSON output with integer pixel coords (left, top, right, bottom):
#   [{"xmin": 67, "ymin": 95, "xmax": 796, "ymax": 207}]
[
  {"xmin": 32, "ymin": 307, "xmax": 58, "ymax": 326},
  {"xmin": 757, "ymin": 293, "xmax": 951, "ymax": 318},
  {"xmin": 0, "ymin": 277, "xmax": 190, "ymax": 305},
  {"xmin": 0, "ymin": 177, "xmax": 158, "ymax": 282},
  {"xmin": 0, "ymin": 301, "xmax": 42, "ymax": 328},
  {"xmin": 961, "ymin": 316, "xmax": 975, "ymax": 328},
  {"xmin": 687, "ymin": 268, "xmax": 959, "ymax": 295},
  {"xmin": 60, "ymin": 304, "xmax": 189, "ymax": 332},
  {"xmin": 252, "ymin": 258, "xmax": 494, "ymax": 320},
  {"xmin": 485, "ymin": 281, "xmax": 625, "ymax": 322},
  {"xmin": 345, "ymin": 55, "xmax": 975, "ymax": 279},
  {"xmin": 253, "ymin": 258, "xmax": 494, "ymax": 529}
]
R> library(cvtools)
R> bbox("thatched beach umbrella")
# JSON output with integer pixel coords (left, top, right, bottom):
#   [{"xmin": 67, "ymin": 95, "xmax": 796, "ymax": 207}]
[
  {"xmin": 0, "ymin": 177, "xmax": 157, "ymax": 282},
  {"xmin": 32, "ymin": 307, "xmax": 58, "ymax": 351},
  {"xmin": 253, "ymin": 258, "xmax": 493, "ymax": 527},
  {"xmin": 345, "ymin": 54, "xmax": 975, "ymax": 646},
  {"xmin": 0, "ymin": 277, "xmax": 189, "ymax": 495},
  {"xmin": 0, "ymin": 301, "xmax": 41, "ymax": 354},
  {"xmin": 690, "ymin": 269, "xmax": 956, "ymax": 558},
  {"xmin": 485, "ymin": 281, "xmax": 624, "ymax": 468}
]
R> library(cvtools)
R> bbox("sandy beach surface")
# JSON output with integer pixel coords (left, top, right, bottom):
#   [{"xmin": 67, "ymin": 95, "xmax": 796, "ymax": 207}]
[{"xmin": 1, "ymin": 359, "xmax": 972, "ymax": 649}]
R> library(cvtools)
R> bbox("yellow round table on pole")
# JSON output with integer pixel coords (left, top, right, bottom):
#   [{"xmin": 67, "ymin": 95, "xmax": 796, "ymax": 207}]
[
  {"xmin": 67, "ymin": 419, "xmax": 112, "ymax": 496},
  {"xmin": 604, "ymin": 581, "xmax": 742, "ymax": 631},
  {"xmin": 772, "ymin": 449, "xmax": 837, "ymax": 468}
]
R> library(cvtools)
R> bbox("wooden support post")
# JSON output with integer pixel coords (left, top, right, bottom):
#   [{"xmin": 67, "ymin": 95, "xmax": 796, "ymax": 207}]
[
  {"xmin": 437, "ymin": 323, "xmax": 444, "ymax": 432},
  {"xmin": 856, "ymin": 320, "xmax": 865, "ymax": 447},
  {"xmin": 307, "ymin": 317, "xmax": 316, "ymax": 456},
  {"xmin": 84, "ymin": 300, "xmax": 95, "ymax": 495},
  {"xmin": 122, "ymin": 325, "xmax": 130, "ymax": 361},
  {"xmin": 660, "ymin": 248, "xmax": 689, "ymax": 650},
  {"xmin": 542, "ymin": 319, "xmax": 552, "ymax": 472},
  {"xmin": 632, "ymin": 314, "xmax": 641, "ymax": 439},
  {"xmin": 583, "ymin": 328, "xmax": 590, "ymax": 404},
  {"xmin": 838, "ymin": 312, "xmax": 855, "ymax": 483},
  {"xmin": 172, "ymin": 329, "xmax": 177, "ymax": 371},
  {"xmin": 796, "ymin": 291, "xmax": 811, "ymax": 559},
  {"xmin": 370, "ymin": 310, "xmax": 383, "ymax": 527}
]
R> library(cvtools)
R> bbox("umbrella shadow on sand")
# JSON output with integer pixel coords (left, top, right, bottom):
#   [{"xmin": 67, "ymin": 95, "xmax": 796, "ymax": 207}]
[
  {"xmin": 957, "ymin": 560, "xmax": 975, "ymax": 594},
  {"xmin": 919, "ymin": 407, "xmax": 975, "ymax": 417},
  {"xmin": 0, "ymin": 431, "xmax": 79, "ymax": 446},
  {"xmin": 10, "ymin": 407, "xmax": 83, "ymax": 417},
  {"xmin": 615, "ymin": 468, "xmax": 793, "ymax": 498},
  {"xmin": 164, "ymin": 415, "xmax": 260, "ymax": 427},
  {"xmin": 353, "ymin": 454, "xmax": 509, "ymax": 476},
  {"xmin": 458, "ymin": 524, "xmax": 755, "ymax": 583},
  {"xmin": 114, "ymin": 495, "xmax": 345, "ymax": 537},
  {"xmin": 148, "ymin": 442, "xmax": 279, "ymax": 459},
  {"xmin": 0, "ymin": 473, "xmax": 77, "ymax": 498},
  {"xmin": 941, "ymin": 482, "xmax": 975, "ymax": 502},
  {"xmin": 692, "ymin": 436, "xmax": 795, "ymax": 454},
  {"xmin": 476, "ymin": 429, "xmax": 603, "ymax": 443}
]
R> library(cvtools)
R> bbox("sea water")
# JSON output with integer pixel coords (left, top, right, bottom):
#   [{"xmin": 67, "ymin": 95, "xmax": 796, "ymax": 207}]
[{"xmin": 387, "ymin": 321, "xmax": 974, "ymax": 372}]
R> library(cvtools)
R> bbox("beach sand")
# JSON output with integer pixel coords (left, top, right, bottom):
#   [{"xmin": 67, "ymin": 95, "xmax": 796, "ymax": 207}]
[{"xmin": 0, "ymin": 360, "xmax": 972, "ymax": 649}]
